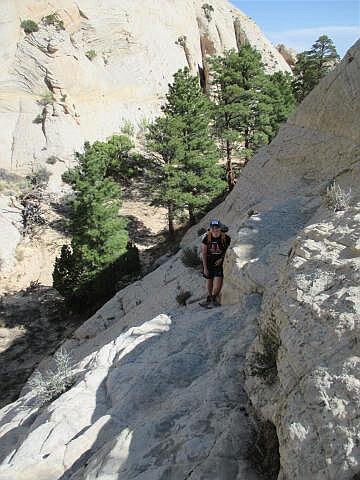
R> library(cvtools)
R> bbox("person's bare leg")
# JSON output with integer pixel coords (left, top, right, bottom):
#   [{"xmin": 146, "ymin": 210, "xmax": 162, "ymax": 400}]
[
  {"xmin": 207, "ymin": 279, "xmax": 213, "ymax": 297},
  {"xmin": 212, "ymin": 277, "xmax": 223, "ymax": 298}
]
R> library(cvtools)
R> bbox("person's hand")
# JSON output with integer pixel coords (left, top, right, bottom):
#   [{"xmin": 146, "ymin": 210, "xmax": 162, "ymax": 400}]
[
  {"xmin": 203, "ymin": 268, "xmax": 209, "ymax": 278},
  {"xmin": 214, "ymin": 258, "xmax": 223, "ymax": 266}
]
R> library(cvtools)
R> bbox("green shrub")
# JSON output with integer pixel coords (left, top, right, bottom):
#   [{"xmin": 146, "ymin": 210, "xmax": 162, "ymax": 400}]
[
  {"xmin": 249, "ymin": 332, "xmax": 279, "ymax": 385},
  {"xmin": 29, "ymin": 348, "xmax": 74, "ymax": 406},
  {"xmin": 121, "ymin": 119, "xmax": 135, "ymax": 137},
  {"xmin": 176, "ymin": 290, "xmax": 191, "ymax": 306},
  {"xmin": 85, "ymin": 49, "xmax": 97, "ymax": 60},
  {"xmin": 102, "ymin": 135, "xmax": 143, "ymax": 182},
  {"xmin": 54, "ymin": 242, "xmax": 141, "ymax": 310},
  {"xmin": 42, "ymin": 12, "xmax": 65, "ymax": 30},
  {"xmin": 38, "ymin": 90, "xmax": 55, "ymax": 106},
  {"xmin": 181, "ymin": 246, "xmax": 202, "ymax": 268},
  {"xmin": 137, "ymin": 117, "xmax": 150, "ymax": 136},
  {"xmin": 21, "ymin": 19, "xmax": 39, "ymax": 34},
  {"xmin": 33, "ymin": 113, "xmax": 44, "ymax": 124}
]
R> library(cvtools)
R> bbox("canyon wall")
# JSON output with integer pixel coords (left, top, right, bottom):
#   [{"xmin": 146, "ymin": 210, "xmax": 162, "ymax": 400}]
[{"xmin": 0, "ymin": 39, "xmax": 358, "ymax": 480}]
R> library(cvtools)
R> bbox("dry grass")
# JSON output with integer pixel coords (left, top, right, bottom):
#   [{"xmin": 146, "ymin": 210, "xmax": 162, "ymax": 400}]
[
  {"xmin": 29, "ymin": 348, "xmax": 74, "ymax": 406},
  {"xmin": 325, "ymin": 181, "xmax": 352, "ymax": 212}
]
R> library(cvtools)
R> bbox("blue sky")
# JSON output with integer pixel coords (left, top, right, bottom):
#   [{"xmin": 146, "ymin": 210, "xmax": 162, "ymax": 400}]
[{"xmin": 230, "ymin": 0, "xmax": 360, "ymax": 57}]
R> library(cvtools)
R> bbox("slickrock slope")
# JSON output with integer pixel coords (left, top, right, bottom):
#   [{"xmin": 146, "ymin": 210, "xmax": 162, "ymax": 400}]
[{"xmin": 0, "ymin": 39, "xmax": 359, "ymax": 480}]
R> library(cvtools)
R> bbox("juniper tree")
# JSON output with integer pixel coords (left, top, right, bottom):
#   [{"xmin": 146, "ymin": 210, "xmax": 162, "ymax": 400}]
[
  {"xmin": 53, "ymin": 139, "xmax": 128, "ymax": 297},
  {"xmin": 146, "ymin": 115, "xmax": 183, "ymax": 236},
  {"xmin": 293, "ymin": 35, "xmax": 339, "ymax": 102},
  {"xmin": 210, "ymin": 46, "xmax": 296, "ymax": 186},
  {"xmin": 146, "ymin": 68, "xmax": 225, "ymax": 228},
  {"xmin": 210, "ymin": 44, "xmax": 271, "ymax": 186},
  {"xmin": 266, "ymin": 71, "xmax": 296, "ymax": 139},
  {"xmin": 209, "ymin": 45, "xmax": 275, "ymax": 188}
]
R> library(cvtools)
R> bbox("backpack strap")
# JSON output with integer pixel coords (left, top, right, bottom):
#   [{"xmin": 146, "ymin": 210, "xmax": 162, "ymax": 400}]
[
  {"xmin": 220, "ymin": 232, "xmax": 225, "ymax": 247},
  {"xmin": 206, "ymin": 231, "xmax": 227, "ymax": 251},
  {"xmin": 207, "ymin": 231, "xmax": 211, "ymax": 252}
]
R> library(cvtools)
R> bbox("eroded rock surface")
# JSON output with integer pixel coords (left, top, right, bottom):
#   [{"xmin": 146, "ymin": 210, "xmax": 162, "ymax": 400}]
[
  {"xmin": 0, "ymin": 0, "xmax": 291, "ymax": 287},
  {"xmin": 0, "ymin": 34, "xmax": 359, "ymax": 480},
  {"xmin": 0, "ymin": 0, "xmax": 289, "ymax": 179}
]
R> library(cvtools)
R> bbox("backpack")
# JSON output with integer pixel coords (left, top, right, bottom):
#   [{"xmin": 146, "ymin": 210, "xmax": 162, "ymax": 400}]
[{"xmin": 206, "ymin": 230, "xmax": 227, "ymax": 250}]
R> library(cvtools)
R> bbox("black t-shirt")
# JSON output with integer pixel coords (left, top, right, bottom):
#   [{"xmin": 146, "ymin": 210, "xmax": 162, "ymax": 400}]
[{"xmin": 202, "ymin": 233, "xmax": 231, "ymax": 265}]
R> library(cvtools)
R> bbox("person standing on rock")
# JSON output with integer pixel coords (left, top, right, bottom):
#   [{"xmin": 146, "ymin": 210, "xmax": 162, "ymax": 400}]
[{"xmin": 200, "ymin": 219, "xmax": 231, "ymax": 308}]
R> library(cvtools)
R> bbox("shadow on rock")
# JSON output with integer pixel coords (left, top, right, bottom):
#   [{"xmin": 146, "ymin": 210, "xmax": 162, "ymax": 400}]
[{"xmin": 0, "ymin": 286, "xmax": 75, "ymax": 408}]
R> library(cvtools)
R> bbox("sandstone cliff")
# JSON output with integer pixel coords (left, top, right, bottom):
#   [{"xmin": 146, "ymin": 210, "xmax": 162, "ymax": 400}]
[
  {"xmin": 0, "ymin": 0, "xmax": 289, "ymax": 180},
  {"xmin": 0, "ymin": 36, "xmax": 358, "ymax": 480},
  {"xmin": 0, "ymin": 0, "xmax": 290, "ymax": 288}
]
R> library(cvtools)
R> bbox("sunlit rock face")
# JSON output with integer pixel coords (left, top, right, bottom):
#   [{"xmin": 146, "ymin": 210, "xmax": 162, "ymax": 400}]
[
  {"xmin": 0, "ymin": 0, "xmax": 289, "ymax": 182},
  {"xmin": 0, "ymin": 28, "xmax": 359, "ymax": 480},
  {"xmin": 0, "ymin": 0, "xmax": 291, "ymax": 285}
]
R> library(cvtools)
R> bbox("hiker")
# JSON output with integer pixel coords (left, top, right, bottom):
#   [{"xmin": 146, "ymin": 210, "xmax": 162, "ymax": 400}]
[{"xmin": 200, "ymin": 219, "xmax": 231, "ymax": 307}]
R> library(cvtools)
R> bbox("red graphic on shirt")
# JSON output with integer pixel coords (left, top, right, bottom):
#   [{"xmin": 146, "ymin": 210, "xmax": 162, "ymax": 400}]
[{"xmin": 209, "ymin": 241, "xmax": 222, "ymax": 255}]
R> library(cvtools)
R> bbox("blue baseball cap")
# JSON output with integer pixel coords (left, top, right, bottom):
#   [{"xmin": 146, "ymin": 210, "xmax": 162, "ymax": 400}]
[{"xmin": 209, "ymin": 219, "xmax": 221, "ymax": 227}]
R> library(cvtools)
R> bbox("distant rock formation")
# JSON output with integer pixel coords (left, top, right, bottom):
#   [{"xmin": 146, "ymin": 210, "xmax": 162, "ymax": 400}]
[
  {"xmin": 0, "ymin": 0, "xmax": 290, "ymax": 183},
  {"xmin": 276, "ymin": 43, "xmax": 297, "ymax": 69},
  {"xmin": 0, "ymin": 0, "xmax": 290, "ymax": 284},
  {"xmin": 0, "ymin": 39, "xmax": 358, "ymax": 480}
]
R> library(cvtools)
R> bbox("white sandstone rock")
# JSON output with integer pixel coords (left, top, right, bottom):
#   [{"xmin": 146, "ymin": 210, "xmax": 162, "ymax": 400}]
[
  {"xmin": 0, "ymin": 0, "xmax": 290, "ymax": 175},
  {"xmin": 0, "ymin": 23, "xmax": 359, "ymax": 480},
  {"xmin": 0, "ymin": 0, "xmax": 291, "ymax": 280}
]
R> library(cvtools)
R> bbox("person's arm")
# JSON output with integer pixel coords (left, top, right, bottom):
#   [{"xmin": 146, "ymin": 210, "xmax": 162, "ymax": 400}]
[
  {"xmin": 214, "ymin": 236, "xmax": 231, "ymax": 266},
  {"xmin": 201, "ymin": 242, "xmax": 209, "ymax": 277}
]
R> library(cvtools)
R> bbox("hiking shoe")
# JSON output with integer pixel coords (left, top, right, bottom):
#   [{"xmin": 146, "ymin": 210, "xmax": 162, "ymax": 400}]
[
  {"xmin": 211, "ymin": 296, "xmax": 221, "ymax": 307},
  {"xmin": 199, "ymin": 295, "xmax": 213, "ymax": 308}
]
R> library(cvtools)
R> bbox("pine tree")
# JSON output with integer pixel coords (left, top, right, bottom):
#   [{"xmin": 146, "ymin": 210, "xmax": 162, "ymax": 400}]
[
  {"xmin": 293, "ymin": 35, "xmax": 339, "ymax": 102},
  {"xmin": 209, "ymin": 45, "xmax": 275, "ymax": 188},
  {"xmin": 146, "ymin": 115, "xmax": 183, "ymax": 236},
  {"xmin": 266, "ymin": 71, "xmax": 296, "ymax": 140},
  {"xmin": 146, "ymin": 67, "xmax": 226, "ymax": 228},
  {"xmin": 53, "ymin": 139, "xmax": 128, "ymax": 298}
]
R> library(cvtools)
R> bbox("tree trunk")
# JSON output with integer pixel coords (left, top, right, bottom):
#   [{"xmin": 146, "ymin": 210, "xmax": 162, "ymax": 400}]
[
  {"xmin": 226, "ymin": 139, "xmax": 235, "ymax": 191},
  {"xmin": 244, "ymin": 127, "xmax": 250, "ymax": 164},
  {"xmin": 168, "ymin": 204, "xmax": 175, "ymax": 237},
  {"xmin": 188, "ymin": 205, "xmax": 196, "ymax": 226}
]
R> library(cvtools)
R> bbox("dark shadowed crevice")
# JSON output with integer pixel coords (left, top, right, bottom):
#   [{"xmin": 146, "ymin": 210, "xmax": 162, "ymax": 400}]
[
  {"xmin": 247, "ymin": 417, "xmax": 280, "ymax": 480},
  {"xmin": 198, "ymin": 64, "xmax": 206, "ymax": 92},
  {"xmin": 197, "ymin": 19, "xmax": 216, "ymax": 94}
]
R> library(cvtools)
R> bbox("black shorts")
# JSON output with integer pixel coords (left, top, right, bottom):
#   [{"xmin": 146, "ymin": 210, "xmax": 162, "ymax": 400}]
[{"xmin": 205, "ymin": 265, "xmax": 224, "ymax": 279}]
